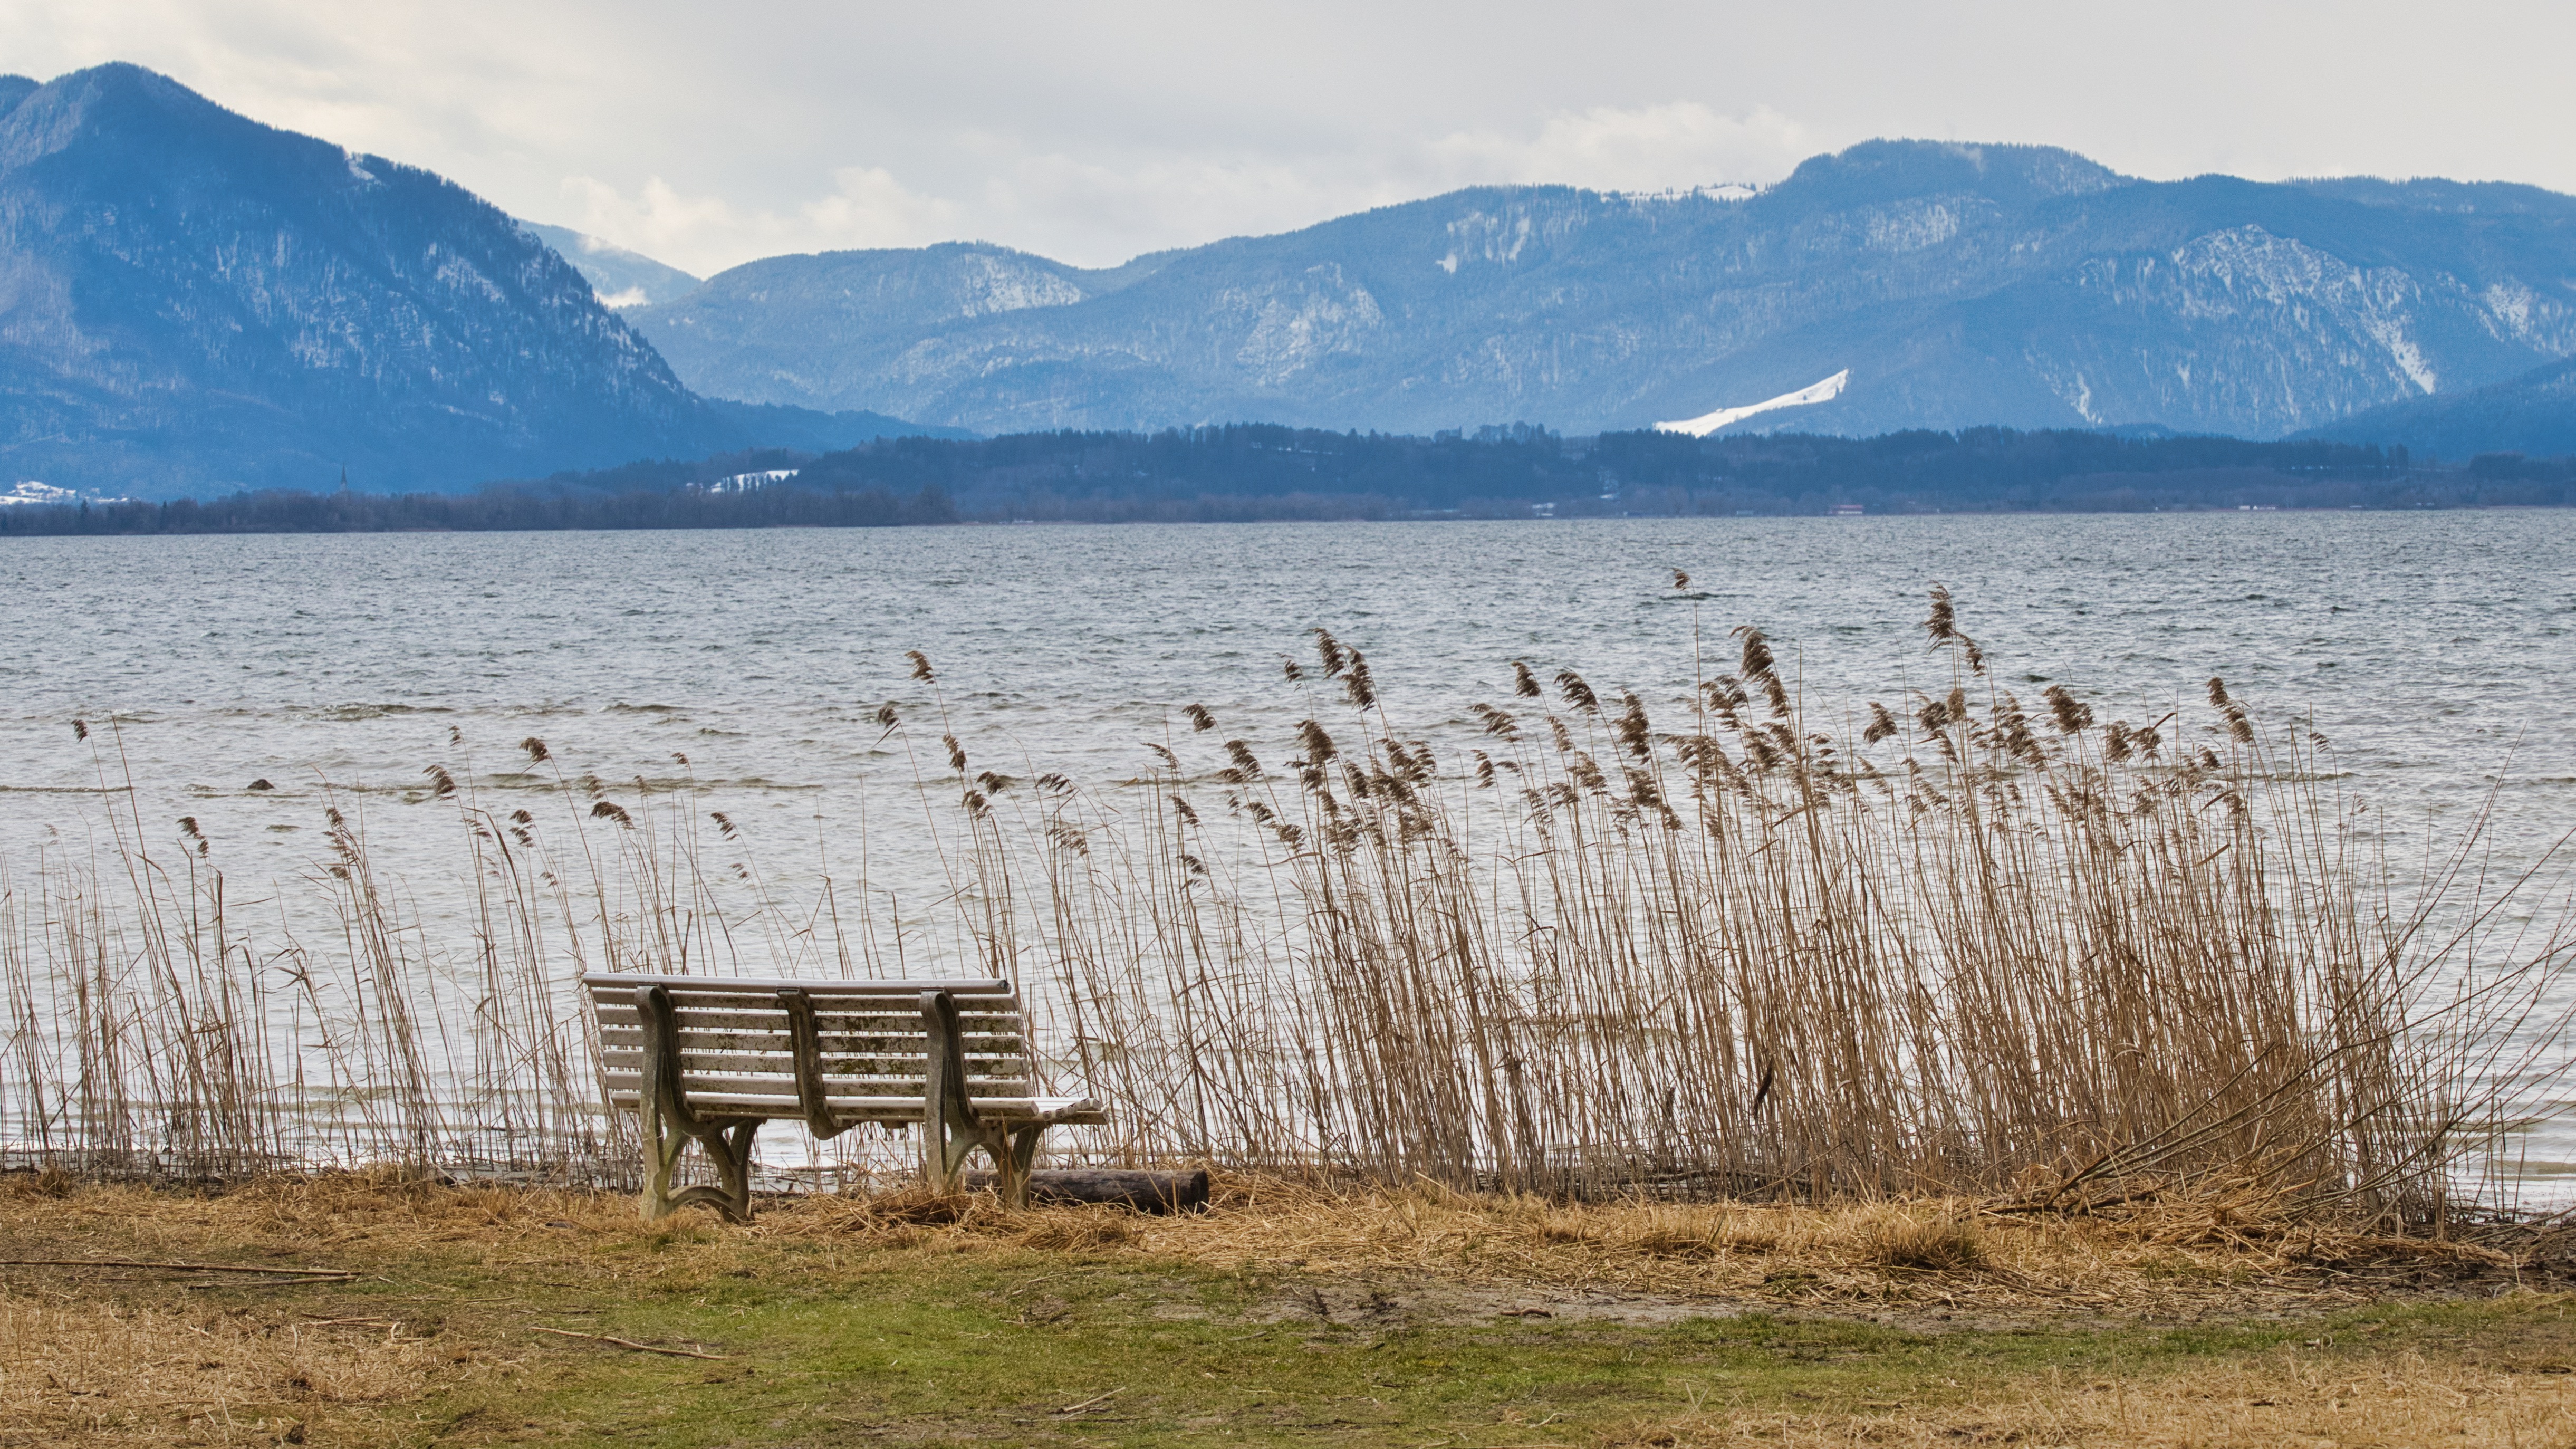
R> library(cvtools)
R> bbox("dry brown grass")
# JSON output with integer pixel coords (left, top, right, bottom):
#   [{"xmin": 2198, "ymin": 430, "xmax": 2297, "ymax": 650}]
[
  {"xmin": 0, "ymin": 1289, "xmax": 456, "ymax": 1446},
  {"xmin": 1604, "ymin": 1351, "xmax": 2576, "ymax": 1447},
  {"xmin": 709, "ymin": 1174, "xmax": 2540, "ymax": 1323},
  {"xmin": 11, "ymin": 1170, "xmax": 2543, "ymax": 1318}
]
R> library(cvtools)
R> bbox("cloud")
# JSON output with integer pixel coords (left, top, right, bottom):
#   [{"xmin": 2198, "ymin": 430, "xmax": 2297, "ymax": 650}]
[
  {"xmin": 981, "ymin": 150, "xmax": 1418, "ymax": 261},
  {"xmin": 1433, "ymin": 102, "xmax": 1814, "ymax": 193},
  {"xmin": 562, "ymin": 167, "xmax": 959, "ymax": 274},
  {"xmin": 17, "ymin": 0, "xmax": 2576, "ymax": 275}
]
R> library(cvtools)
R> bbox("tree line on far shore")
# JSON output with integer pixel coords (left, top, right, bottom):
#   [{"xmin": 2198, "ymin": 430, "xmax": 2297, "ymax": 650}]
[{"xmin": 6, "ymin": 424, "xmax": 2567, "ymax": 535}]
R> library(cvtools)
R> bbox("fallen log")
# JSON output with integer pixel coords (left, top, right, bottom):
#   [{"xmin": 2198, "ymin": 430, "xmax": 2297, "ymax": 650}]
[{"xmin": 963, "ymin": 1168, "xmax": 1210, "ymax": 1214}]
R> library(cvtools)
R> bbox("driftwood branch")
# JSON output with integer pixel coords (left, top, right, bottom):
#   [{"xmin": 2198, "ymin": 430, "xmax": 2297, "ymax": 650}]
[{"xmin": 962, "ymin": 1168, "xmax": 1210, "ymax": 1213}]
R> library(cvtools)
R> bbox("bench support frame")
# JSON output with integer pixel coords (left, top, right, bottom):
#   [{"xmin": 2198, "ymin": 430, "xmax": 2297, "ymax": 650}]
[
  {"xmin": 922, "ymin": 989, "xmax": 1046, "ymax": 1208},
  {"xmin": 636, "ymin": 984, "xmax": 761, "ymax": 1223}
]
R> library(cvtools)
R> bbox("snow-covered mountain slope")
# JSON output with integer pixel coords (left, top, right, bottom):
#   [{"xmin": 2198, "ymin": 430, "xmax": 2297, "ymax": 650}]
[
  {"xmin": 1660, "ymin": 369, "xmax": 1850, "ymax": 435},
  {"xmin": 524, "ymin": 223, "xmax": 701, "ymax": 309}
]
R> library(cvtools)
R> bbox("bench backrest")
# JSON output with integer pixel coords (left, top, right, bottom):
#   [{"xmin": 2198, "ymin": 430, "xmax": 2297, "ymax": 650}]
[{"xmin": 583, "ymin": 973, "xmax": 1042, "ymax": 1124}]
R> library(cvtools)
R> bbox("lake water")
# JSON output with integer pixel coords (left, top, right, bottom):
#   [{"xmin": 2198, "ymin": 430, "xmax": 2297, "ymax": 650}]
[{"xmin": 4, "ymin": 512, "xmax": 2573, "ymax": 1196}]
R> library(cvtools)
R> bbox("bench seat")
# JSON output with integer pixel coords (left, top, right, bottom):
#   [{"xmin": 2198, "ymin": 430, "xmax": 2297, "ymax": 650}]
[{"xmin": 581, "ymin": 972, "xmax": 1104, "ymax": 1220}]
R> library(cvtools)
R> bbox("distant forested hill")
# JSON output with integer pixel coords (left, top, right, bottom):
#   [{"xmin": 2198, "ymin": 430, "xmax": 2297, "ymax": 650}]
[
  {"xmin": 2302, "ymin": 354, "xmax": 2576, "ymax": 458},
  {"xmin": 9, "ymin": 424, "xmax": 2541, "ymax": 536}
]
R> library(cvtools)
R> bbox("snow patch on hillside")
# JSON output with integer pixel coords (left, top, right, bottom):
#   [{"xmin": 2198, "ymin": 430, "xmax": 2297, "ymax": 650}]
[
  {"xmin": 1657, "ymin": 369, "xmax": 1849, "ymax": 436},
  {"xmin": 1614, "ymin": 183, "xmax": 1762, "ymax": 204},
  {"xmin": 1228, "ymin": 264, "xmax": 1385, "ymax": 385},
  {"xmin": 951, "ymin": 253, "xmax": 1086, "ymax": 318}
]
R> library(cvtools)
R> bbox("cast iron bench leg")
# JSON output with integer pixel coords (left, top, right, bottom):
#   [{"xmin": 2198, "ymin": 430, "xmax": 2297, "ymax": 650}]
[
  {"xmin": 922, "ymin": 989, "xmax": 1046, "ymax": 1206},
  {"xmin": 636, "ymin": 983, "xmax": 761, "ymax": 1223}
]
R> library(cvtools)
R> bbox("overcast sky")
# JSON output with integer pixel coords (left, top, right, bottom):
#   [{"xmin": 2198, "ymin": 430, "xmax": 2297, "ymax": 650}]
[{"xmin": 7, "ymin": 2, "xmax": 2572, "ymax": 277}]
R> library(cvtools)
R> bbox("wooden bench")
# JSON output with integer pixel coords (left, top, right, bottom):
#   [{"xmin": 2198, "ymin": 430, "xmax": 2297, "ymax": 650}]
[{"xmin": 583, "ymin": 973, "xmax": 1106, "ymax": 1221}]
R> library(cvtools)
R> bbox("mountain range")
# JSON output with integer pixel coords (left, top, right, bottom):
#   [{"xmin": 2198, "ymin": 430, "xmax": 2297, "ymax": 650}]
[
  {"xmin": 7, "ymin": 62, "xmax": 2576, "ymax": 504},
  {"xmin": 0, "ymin": 65, "xmax": 953, "ymax": 500},
  {"xmin": 624, "ymin": 150, "xmax": 2576, "ymax": 443}
]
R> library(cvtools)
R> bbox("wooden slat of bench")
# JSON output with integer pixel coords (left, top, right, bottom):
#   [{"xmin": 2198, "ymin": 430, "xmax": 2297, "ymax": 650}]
[
  {"xmin": 592, "ymin": 1021, "xmax": 1025, "ymax": 1041},
  {"xmin": 594, "ymin": 1008, "xmax": 1026, "ymax": 1037},
  {"xmin": 597, "ymin": 1043, "xmax": 1026, "ymax": 1068},
  {"xmin": 593, "ymin": 1001, "xmax": 1025, "ymax": 1023},
  {"xmin": 598, "ymin": 1047, "xmax": 1030, "ymax": 1072},
  {"xmin": 587, "ymin": 993, "xmax": 1018, "ymax": 1014},
  {"xmin": 601, "ymin": 1088, "xmax": 1108, "ymax": 1124},
  {"xmin": 602, "ymin": 1067, "xmax": 1035, "ymax": 1088},
  {"xmin": 582, "ymin": 972, "xmax": 1011, "ymax": 993},
  {"xmin": 595, "ymin": 1034, "xmax": 1026, "ymax": 1054},
  {"xmin": 590, "ymin": 992, "xmax": 1022, "ymax": 1007}
]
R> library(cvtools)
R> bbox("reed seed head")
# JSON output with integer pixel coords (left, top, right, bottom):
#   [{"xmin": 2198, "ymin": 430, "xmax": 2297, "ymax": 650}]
[
  {"xmin": 1616, "ymin": 693, "xmax": 1652, "ymax": 759},
  {"xmin": 2042, "ymin": 685, "xmax": 2093, "ymax": 734},
  {"xmin": 1344, "ymin": 651, "xmax": 1378, "ymax": 710},
  {"xmin": 1313, "ymin": 628, "xmax": 1348, "ymax": 677},
  {"xmin": 519, "ymin": 736, "xmax": 549, "ymax": 763},
  {"xmin": 1735, "ymin": 626, "xmax": 1774, "ymax": 680},
  {"xmin": 1297, "ymin": 718, "xmax": 1338, "ymax": 763},
  {"xmin": 1555, "ymin": 669, "xmax": 1600, "ymax": 715},
  {"xmin": 907, "ymin": 650, "xmax": 936, "ymax": 682},
  {"xmin": 2106, "ymin": 721, "xmax": 2134, "ymax": 762},
  {"xmin": 1513, "ymin": 661, "xmax": 1541, "ymax": 698}
]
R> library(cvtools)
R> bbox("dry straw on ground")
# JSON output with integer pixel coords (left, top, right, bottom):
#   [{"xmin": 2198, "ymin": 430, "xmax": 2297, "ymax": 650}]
[
  {"xmin": 4, "ymin": 589, "xmax": 2571, "ymax": 1235},
  {"xmin": 1598, "ymin": 1353, "xmax": 2576, "ymax": 1448},
  {"xmin": 0, "ymin": 1288, "xmax": 448, "ymax": 1446}
]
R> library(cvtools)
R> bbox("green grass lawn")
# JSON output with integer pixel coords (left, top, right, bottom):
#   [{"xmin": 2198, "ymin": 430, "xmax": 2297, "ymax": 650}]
[{"xmin": 371, "ymin": 1240, "xmax": 2574, "ymax": 1445}]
